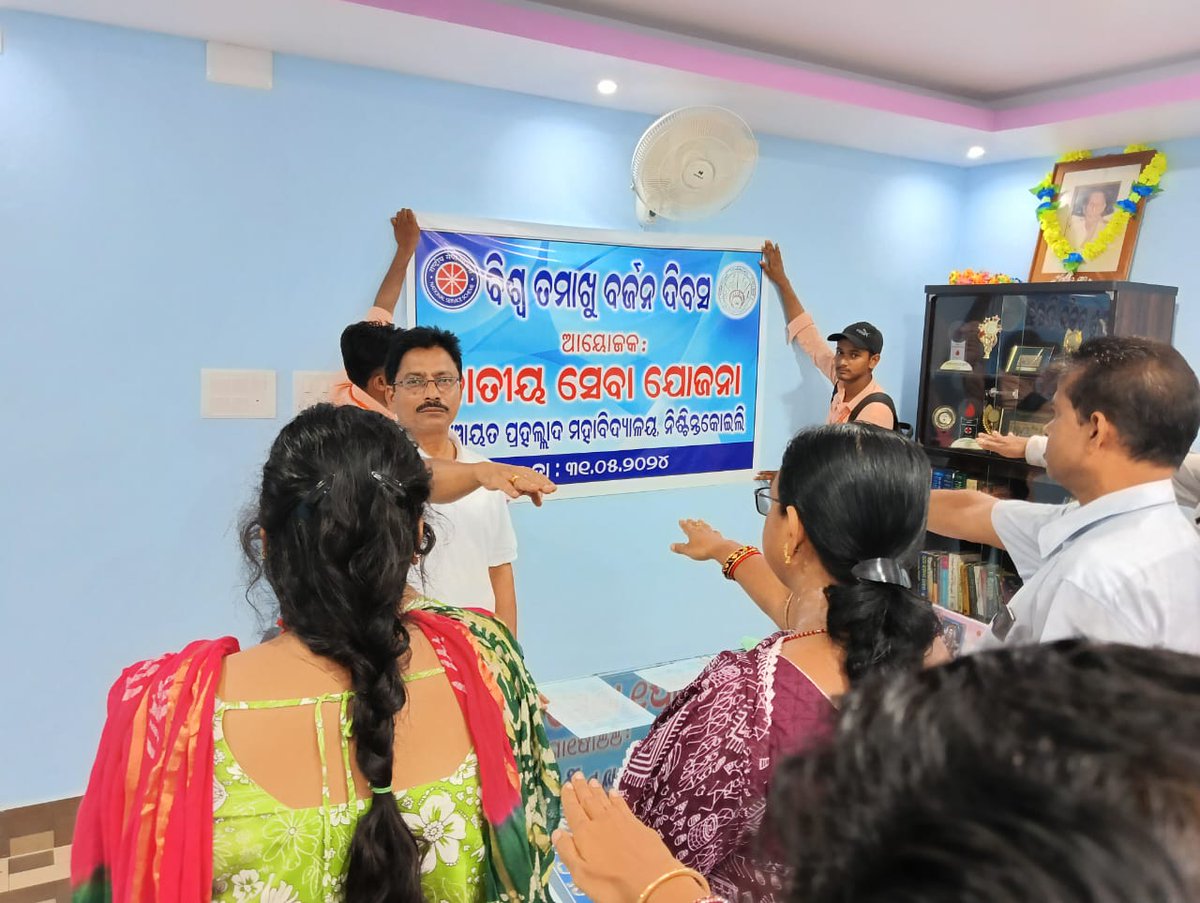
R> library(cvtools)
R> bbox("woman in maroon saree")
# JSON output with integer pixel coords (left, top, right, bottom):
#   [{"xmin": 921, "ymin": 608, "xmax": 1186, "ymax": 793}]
[{"xmin": 617, "ymin": 424, "xmax": 946, "ymax": 901}]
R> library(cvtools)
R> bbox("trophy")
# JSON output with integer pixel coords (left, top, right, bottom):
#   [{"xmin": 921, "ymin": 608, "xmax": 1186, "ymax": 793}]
[
  {"xmin": 982, "ymin": 403, "xmax": 1002, "ymax": 434},
  {"xmin": 939, "ymin": 325, "xmax": 972, "ymax": 371},
  {"xmin": 978, "ymin": 315, "xmax": 1001, "ymax": 360},
  {"xmin": 1063, "ymin": 328, "xmax": 1083, "ymax": 354}
]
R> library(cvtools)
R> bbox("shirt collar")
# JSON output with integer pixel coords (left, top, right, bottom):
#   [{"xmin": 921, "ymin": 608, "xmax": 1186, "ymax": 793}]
[
  {"xmin": 1038, "ymin": 479, "xmax": 1178, "ymax": 558},
  {"xmin": 348, "ymin": 384, "xmax": 397, "ymax": 420},
  {"xmin": 836, "ymin": 378, "xmax": 884, "ymax": 409}
]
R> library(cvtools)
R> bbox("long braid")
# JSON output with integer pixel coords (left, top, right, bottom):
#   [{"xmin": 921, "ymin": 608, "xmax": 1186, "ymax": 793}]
[{"xmin": 241, "ymin": 405, "xmax": 434, "ymax": 902}]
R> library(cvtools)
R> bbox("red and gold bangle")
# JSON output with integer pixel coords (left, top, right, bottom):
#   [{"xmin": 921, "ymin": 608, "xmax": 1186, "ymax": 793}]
[
  {"xmin": 726, "ymin": 548, "xmax": 761, "ymax": 580},
  {"xmin": 721, "ymin": 545, "xmax": 761, "ymax": 580}
]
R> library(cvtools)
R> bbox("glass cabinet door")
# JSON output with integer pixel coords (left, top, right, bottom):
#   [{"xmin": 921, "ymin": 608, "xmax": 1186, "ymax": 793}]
[{"xmin": 921, "ymin": 290, "xmax": 1114, "ymax": 451}]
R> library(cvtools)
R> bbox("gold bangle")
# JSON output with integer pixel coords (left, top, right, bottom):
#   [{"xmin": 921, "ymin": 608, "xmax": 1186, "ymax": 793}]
[{"xmin": 636, "ymin": 867, "xmax": 710, "ymax": 903}]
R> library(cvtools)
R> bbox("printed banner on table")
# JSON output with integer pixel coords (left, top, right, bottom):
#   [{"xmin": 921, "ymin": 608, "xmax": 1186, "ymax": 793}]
[{"xmin": 406, "ymin": 215, "xmax": 766, "ymax": 495}]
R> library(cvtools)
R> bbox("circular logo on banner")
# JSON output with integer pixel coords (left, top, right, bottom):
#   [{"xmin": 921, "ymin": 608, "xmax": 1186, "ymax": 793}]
[
  {"xmin": 716, "ymin": 262, "xmax": 759, "ymax": 319},
  {"xmin": 423, "ymin": 248, "xmax": 480, "ymax": 311}
]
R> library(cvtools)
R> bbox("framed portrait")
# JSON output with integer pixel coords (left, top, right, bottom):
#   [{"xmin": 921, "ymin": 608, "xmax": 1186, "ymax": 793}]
[
  {"xmin": 998, "ymin": 408, "xmax": 1052, "ymax": 439},
  {"xmin": 1028, "ymin": 149, "xmax": 1155, "ymax": 282},
  {"xmin": 1003, "ymin": 344, "xmax": 1053, "ymax": 375}
]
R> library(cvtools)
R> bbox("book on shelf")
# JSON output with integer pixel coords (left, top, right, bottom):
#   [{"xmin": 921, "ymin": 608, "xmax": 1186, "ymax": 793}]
[
  {"xmin": 917, "ymin": 550, "xmax": 1019, "ymax": 621},
  {"xmin": 929, "ymin": 467, "xmax": 1014, "ymax": 498}
]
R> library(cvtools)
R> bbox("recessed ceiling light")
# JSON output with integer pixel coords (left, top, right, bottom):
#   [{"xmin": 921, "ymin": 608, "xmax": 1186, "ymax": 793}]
[
  {"xmin": 597, "ymin": 79, "xmax": 618, "ymax": 96},
  {"xmin": 966, "ymin": 145, "xmax": 987, "ymax": 160}
]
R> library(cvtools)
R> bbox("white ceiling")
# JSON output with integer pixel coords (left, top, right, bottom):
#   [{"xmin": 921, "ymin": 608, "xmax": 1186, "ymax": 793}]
[
  {"xmin": 530, "ymin": 0, "xmax": 1200, "ymax": 100},
  {"xmin": 10, "ymin": 0, "xmax": 1200, "ymax": 164}
]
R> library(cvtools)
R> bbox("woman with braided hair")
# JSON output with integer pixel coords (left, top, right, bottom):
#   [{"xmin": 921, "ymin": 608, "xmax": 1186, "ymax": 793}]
[
  {"xmin": 71, "ymin": 404, "xmax": 560, "ymax": 902},
  {"xmin": 617, "ymin": 423, "xmax": 946, "ymax": 902}
]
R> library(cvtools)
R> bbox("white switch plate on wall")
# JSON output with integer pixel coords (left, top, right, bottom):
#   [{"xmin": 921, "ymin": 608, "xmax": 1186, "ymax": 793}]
[
  {"xmin": 201, "ymin": 369, "xmax": 277, "ymax": 418},
  {"xmin": 293, "ymin": 370, "xmax": 341, "ymax": 415}
]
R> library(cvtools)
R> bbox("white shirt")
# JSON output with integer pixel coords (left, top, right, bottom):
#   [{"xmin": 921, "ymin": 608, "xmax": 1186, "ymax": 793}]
[
  {"xmin": 979, "ymin": 480, "xmax": 1200, "ymax": 652},
  {"xmin": 412, "ymin": 438, "xmax": 518, "ymax": 612},
  {"xmin": 1024, "ymin": 436, "xmax": 1200, "ymax": 525}
]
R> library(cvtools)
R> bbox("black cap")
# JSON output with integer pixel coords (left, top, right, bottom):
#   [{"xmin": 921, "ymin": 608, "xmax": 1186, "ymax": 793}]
[{"xmin": 827, "ymin": 321, "xmax": 883, "ymax": 355}]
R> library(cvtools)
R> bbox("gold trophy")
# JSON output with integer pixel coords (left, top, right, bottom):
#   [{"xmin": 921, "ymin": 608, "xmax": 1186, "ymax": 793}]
[
  {"xmin": 1063, "ymin": 328, "xmax": 1083, "ymax": 354},
  {"xmin": 978, "ymin": 315, "xmax": 1001, "ymax": 360},
  {"xmin": 982, "ymin": 403, "xmax": 1002, "ymax": 434}
]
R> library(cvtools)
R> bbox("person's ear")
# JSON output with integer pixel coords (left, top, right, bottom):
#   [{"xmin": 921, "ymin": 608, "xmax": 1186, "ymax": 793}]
[
  {"xmin": 869, "ymin": 352, "xmax": 881, "ymax": 370},
  {"xmin": 413, "ymin": 516, "xmax": 427, "ymax": 564},
  {"xmin": 782, "ymin": 505, "xmax": 807, "ymax": 565},
  {"xmin": 1090, "ymin": 411, "xmax": 1114, "ymax": 450},
  {"xmin": 369, "ymin": 369, "xmax": 393, "ymax": 401}
]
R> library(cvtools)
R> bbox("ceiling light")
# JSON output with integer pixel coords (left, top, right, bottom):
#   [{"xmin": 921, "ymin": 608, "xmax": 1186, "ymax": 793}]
[
  {"xmin": 966, "ymin": 145, "xmax": 987, "ymax": 160},
  {"xmin": 596, "ymin": 79, "xmax": 618, "ymax": 96}
]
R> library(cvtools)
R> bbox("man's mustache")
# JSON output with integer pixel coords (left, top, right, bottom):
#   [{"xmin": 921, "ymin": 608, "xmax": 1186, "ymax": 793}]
[{"xmin": 417, "ymin": 401, "xmax": 449, "ymax": 413}]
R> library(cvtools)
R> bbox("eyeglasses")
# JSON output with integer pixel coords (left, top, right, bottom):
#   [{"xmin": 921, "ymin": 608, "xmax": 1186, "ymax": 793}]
[
  {"xmin": 394, "ymin": 375, "xmax": 462, "ymax": 394},
  {"xmin": 754, "ymin": 486, "xmax": 780, "ymax": 516}
]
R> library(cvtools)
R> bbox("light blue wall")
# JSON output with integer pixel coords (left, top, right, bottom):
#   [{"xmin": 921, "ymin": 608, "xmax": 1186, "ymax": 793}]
[
  {"xmin": 959, "ymin": 140, "xmax": 1200, "ymax": 390},
  {"xmin": 0, "ymin": 11, "xmax": 967, "ymax": 806}
]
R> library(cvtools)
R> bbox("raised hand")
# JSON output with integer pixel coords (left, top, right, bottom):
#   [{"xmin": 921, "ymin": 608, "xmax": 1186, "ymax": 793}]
[
  {"xmin": 670, "ymin": 518, "xmax": 736, "ymax": 563},
  {"xmin": 759, "ymin": 240, "xmax": 789, "ymax": 287},
  {"xmin": 391, "ymin": 208, "xmax": 420, "ymax": 252}
]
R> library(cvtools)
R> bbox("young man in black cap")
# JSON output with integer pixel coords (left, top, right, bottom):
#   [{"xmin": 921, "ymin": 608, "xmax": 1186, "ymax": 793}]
[{"xmin": 760, "ymin": 240, "xmax": 896, "ymax": 428}]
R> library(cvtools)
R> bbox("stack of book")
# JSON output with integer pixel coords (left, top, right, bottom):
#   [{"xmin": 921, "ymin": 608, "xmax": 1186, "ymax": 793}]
[
  {"xmin": 931, "ymin": 467, "xmax": 973, "ymax": 489},
  {"xmin": 930, "ymin": 468, "xmax": 1013, "ymax": 496},
  {"xmin": 916, "ymin": 551, "xmax": 1019, "ymax": 621}
]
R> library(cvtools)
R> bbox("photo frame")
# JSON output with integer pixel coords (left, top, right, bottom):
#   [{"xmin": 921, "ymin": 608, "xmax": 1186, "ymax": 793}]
[
  {"xmin": 1004, "ymin": 344, "xmax": 1053, "ymax": 375},
  {"xmin": 998, "ymin": 408, "xmax": 1052, "ymax": 439},
  {"xmin": 1028, "ymin": 149, "xmax": 1155, "ymax": 282}
]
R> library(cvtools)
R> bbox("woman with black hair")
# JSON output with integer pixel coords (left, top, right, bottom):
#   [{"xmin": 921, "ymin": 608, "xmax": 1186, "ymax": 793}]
[
  {"xmin": 71, "ymin": 404, "xmax": 560, "ymax": 902},
  {"xmin": 557, "ymin": 640, "xmax": 1200, "ymax": 903},
  {"xmin": 616, "ymin": 423, "xmax": 945, "ymax": 902}
]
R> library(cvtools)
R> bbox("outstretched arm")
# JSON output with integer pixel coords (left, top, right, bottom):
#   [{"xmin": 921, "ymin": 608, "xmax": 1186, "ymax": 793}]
[
  {"xmin": 427, "ymin": 459, "xmax": 556, "ymax": 506},
  {"xmin": 759, "ymin": 240, "xmax": 805, "ymax": 324},
  {"xmin": 671, "ymin": 519, "xmax": 791, "ymax": 628},
  {"xmin": 761, "ymin": 240, "xmax": 835, "ymax": 382},
  {"xmin": 373, "ymin": 208, "xmax": 421, "ymax": 316},
  {"xmin": 927, "ymin": 490, "xmax": 1004, "ymax": 548}
]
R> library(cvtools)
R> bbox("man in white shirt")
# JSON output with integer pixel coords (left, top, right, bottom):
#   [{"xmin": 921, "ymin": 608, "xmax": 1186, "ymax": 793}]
[
  {"xmin": 928, "ymin": 336, "xmax": 1200, "ymax": 652},
  {"xmin": 978, "ymin": 431, "xmax": 1200, "ymax": 527},
  {"xmin": 384, "ymin": 326, "xmax": 520, "ymax": 633}
]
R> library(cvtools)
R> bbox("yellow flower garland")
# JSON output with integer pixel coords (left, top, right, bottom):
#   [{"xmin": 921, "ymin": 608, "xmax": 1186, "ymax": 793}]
[{"xmin": 1033, "ymin": 144, "xmax": 1166, "ymax": 272}]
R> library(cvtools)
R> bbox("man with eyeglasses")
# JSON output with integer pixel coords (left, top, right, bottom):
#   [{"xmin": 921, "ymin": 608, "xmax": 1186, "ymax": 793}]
[
  {"xmin": 384, "ymin": 326, "xmax": 520, "ymax": 633},
  {"xmin": 324, "ymin": 209, "xmax": 553, "ymax": 515},
  {"xmin": 929, "ymin": 336, "xmax": 1200, "ymax": 652}
]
